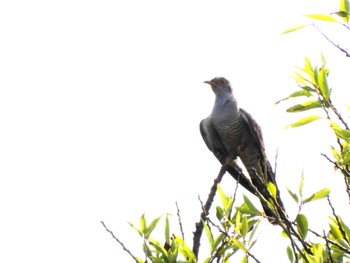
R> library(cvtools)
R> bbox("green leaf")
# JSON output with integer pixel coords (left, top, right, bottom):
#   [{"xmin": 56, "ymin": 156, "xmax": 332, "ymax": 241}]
[
  {"xmin": 303, "ymin": 56, "xmax": 317, "ymax": 85},
  {"xmin": 340, "ymin": 0, "xmax": 350, "ymax": 23},
  {"xmin": 287, "ymin": 246, "xmax": 295, "ymax": 263},
  {"xmin": 285, "ymin": 115, "xmax": 321, "ymax": 128},
  {"xmin": 302, "ymin": 188, "xmax": 331, "ymax": 203},
  {"xmin": 145, "ymin": 216, "xmax": 161, "ymax": 239},
  {"xmin": 338, "ymin": 216, "xmax": 350, "ymax": 242},
  {"xmin": 281, "ymin": 24, "xmax": 308, "ymax": 34},
  {"xmin": 287, "ymin": 187, "xmax": 299, "ymax": 203},
  {"xmin": 296, "ymin": 214, "xmax": 309, "ymax": 239},
  {"xmin": 305, "ymin": 14, "xmax": 338, "ymax": 22},
  {"xmin": 202, "ymin": 219, "xmax": 214, "ymax": 252},
  {"xmin": 217, "ymin": 184, "xmax": 228, "ymax": 208},
  {"xmin": 128, "ymin": 222, "xmax": 142, "ymax": 237},
  {"xmin": 241, "ymin": 255, "xmax": 248, "ymax": 263},
  {"xmin": 318, "ymin": 66, "xmax": 330, "ymax": 99},
  {"xmin": 241, "ymin": 195, "xmax": 260, "ymax": 215},
  {"xmin": 165, "ymin": 215, "xmax": 170, "ymax": 245},
  {"xmin": 230, "ymin": 237, "xmax": 247, "ymax": 253},
  {"xmin": 330, "ymin": 145, "xmax": 340, "ymax": 161},
  {"xmin": 173, "ymin": 235, "xmax": 196, "ymax": 262},
  {"xmin": 216, "ymin": 206, "xmax": 224, "ymax": 221},
  {"xmin": 275, "ymin": 90, "xmax": 313, "ymax": 105},
  {"xmin": 299, "ymin": 172, "xmax": 304, "ymax": 197},
  {"xmin": 149, "ymin": 238, "xmax": 168, "ymax": 255},
  {"xmin": 241, "ymin": 216, "xmax": 249, "ymax": 236},
  {"xmin": 248, "ymin": 220, "xmax": 261, "ymax": 244},
  {"xmin": 286, "ymin": 100, "xmax": 323, "ymax": 112},
  {"xmin": 140, "ymin": 213, "xmax": 146, "ymax": 234},
  {"xmin": 329, "ymin": 220, "xmax": 343, "ymax": 239},
  {"xmin": 331, "ymin": 122, "xmax": 350, "ymax": 142},
  {"xmin": 212, "ymin": 234, "xmax": 225, "ymax": 252},
  {"xmin": 267, "ymin": 182, "xmax": 277, "ymax": 198}
]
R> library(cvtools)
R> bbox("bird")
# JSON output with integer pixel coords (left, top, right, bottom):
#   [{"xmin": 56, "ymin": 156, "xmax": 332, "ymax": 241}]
[{"xmin": 200, "ymin": 77, "xmax": 284, "ymax": 224}]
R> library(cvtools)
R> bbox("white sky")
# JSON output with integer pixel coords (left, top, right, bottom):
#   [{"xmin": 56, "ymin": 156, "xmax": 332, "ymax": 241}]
[{"xmin": 1, "ymin": 0, "xmax": 349, "ymax": 262}]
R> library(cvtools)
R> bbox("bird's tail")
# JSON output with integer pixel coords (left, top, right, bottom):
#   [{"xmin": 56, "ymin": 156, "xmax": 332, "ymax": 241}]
[{"xmin": 257, "ymin": 161, "xmax": 286, "ymax": 225}]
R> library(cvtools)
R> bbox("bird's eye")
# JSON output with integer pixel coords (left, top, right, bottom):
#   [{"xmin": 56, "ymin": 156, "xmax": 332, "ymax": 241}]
[{"xmin": 220, "ymin": 80, "xmax": 225, "ymax": 84}]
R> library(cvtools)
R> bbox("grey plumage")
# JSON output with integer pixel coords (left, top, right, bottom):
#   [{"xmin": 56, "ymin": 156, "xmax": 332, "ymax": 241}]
[{"xmin": 200, "ymin": 77, "xmax": 284, "ymax": 223}]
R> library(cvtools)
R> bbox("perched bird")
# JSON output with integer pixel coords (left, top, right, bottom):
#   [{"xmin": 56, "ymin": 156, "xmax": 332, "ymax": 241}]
[{"xmin": 200, "ymin": 77, "xmax": 284, "ymax": 224}]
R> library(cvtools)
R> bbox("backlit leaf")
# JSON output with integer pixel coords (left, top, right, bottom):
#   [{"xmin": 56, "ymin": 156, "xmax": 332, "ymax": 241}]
[
  {"xmin": 282, "ymin": 24, "xmax": 308, "ymax": 34},
  {"xmin": 287, "ymin": 187, "xmax": 299, "ymax": 203},
  {"xmin": 287, "ymin": 246, "xmax": 294, "ymax": 262},
  {"xmin": 318, "ymin": 66, "xmax": 330, "ymax": 99},
  {"xmin": 286, "ymin": 100, "xmax": 323, "ymax": 112},
  {"xmin": 305, "ymin": 14, "xmax": 338, "ymax": 22},
  {"xmin": 267, "ymin": 182, "xmax": 277, "ymax": 198},
  {"xmin": 296, "ymin": 214, "xmax": 309, "ymax": 239},
  {"xmin": 302, "ymin": 188, "xmax": 331, "ymax": 203},
  {"xmin": 340, "ymin": 0, "xmax": 350, "ymax": 23},
  {"xmin": 285, "ymin": 115, "xmax": 321, "ymax": 128},
  {"xmin": 145, "ymin": 216, "xmax": 161, "ymax": 239}
]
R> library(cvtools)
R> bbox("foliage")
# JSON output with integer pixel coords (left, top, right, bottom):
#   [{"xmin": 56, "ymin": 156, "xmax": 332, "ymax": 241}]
[{"xmin": 103, "ymin": 1, "xmax": 350, "ymax": 262}]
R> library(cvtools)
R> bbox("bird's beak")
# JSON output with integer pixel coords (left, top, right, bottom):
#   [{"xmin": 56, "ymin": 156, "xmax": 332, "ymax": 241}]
[{"xmin": 204, "ymin": 80, "xmax": 215, "ymax": 86}]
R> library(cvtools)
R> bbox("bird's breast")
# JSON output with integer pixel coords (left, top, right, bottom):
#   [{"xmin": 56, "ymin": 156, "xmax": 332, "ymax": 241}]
[{"xmin": 211, "ymin": 112, "xmax": 250, "ymax": 153}]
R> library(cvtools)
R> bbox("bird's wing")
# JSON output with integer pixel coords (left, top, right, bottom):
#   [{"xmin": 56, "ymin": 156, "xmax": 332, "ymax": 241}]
[
  {"xmin": 240, "ymin": 108, "xmax": 276, "ymax": 184},
  {"xmin": 200, "ymin": 117, "xmax": 257, "ymax": 195},
  {"xmin": 239, "ymin": 108, "xmax": 266, "ymax": 156},
  {"xmin": 200, "ymin": 117, "xmax": 227, "ymax": 164}
]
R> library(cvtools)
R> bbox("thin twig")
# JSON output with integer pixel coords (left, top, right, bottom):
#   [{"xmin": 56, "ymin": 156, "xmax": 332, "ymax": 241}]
[
  {"xmin": 100, "ymin": 221, "xmax": 139, "ymax": 262},
  {"xmin": 312, "ymin": 23, "xmax": 350, "ymax": 57},
  {"xmin": 192, "ymin": 165, "xmax": 226, "ymax": 259},
  {"xmin": 176, "ymin": 201, "xmax": 185, "ymax": 241}
]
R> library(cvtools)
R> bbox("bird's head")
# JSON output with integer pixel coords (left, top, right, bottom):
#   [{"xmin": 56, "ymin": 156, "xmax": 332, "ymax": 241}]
[{"xmin": 204, "ymin": 77, "xmax": 232, "ymax": 95}]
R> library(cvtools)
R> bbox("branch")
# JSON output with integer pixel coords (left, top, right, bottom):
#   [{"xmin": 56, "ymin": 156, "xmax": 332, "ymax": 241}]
[
  {"xmin": 176, "ymin": 202, "xmax": 185, "ymax": 241},
  {"xmin": 192, "ymin": 165, "xmax": 226, "ymax": 259},
  {"xmin": 100, "ymin": 221, "xmax": 139, "ymax": 263}
]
